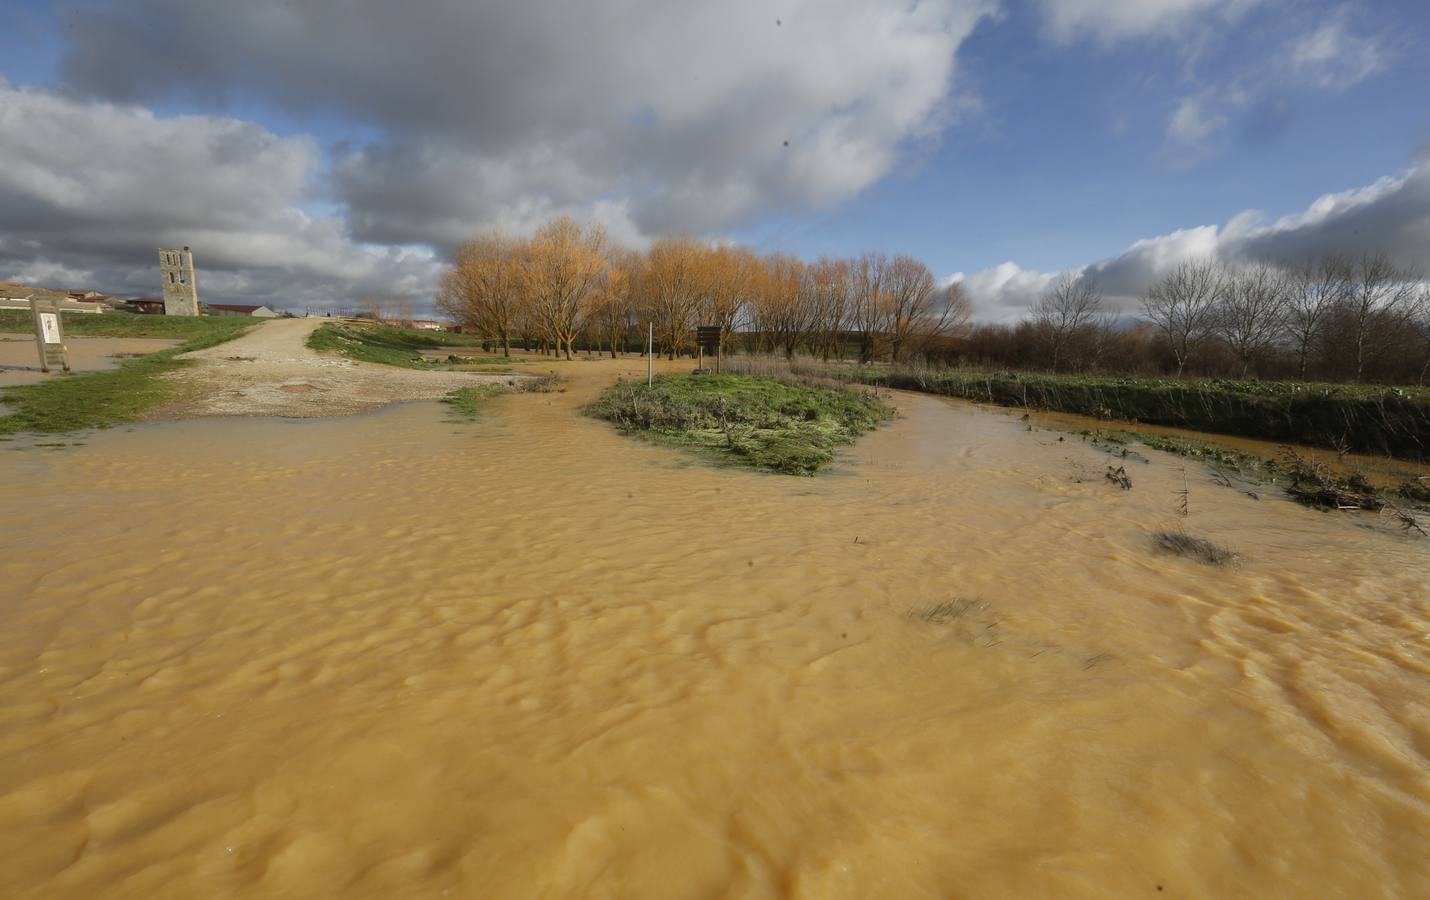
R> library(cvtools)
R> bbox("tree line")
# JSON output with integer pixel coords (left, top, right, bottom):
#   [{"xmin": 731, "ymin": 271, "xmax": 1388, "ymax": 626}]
[
  {"xmin": 435, "ymin": 217, "xmax": 1430, "ymax": 385},
  {"xmin": 958, "ymin": 254, "xmax": 1430, "ymax": 384},
  {"xmin": 435, "ymin": 217, "xmax": 969, "ymax": 363}
]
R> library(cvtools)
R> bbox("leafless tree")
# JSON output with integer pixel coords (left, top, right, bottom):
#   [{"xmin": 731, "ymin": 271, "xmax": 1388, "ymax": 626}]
[
  {"xmin": 806, "ymin": 257, "xmax": 853, "ymax": 361},
  {"xmin": 1140, "ymin": 260, "xmax": 1224, "ymax": 376},
  {"xmin": 1411, "ymin": 283, "xmax": 1430, "ymax": 385},
  {"xmin": 525, "ymin": 217, "xmax": 608, "ymax": 360},
  {"xmin": 1344, "ymin": 252, "xmax": 1416, "ymax": 382},
  {"xmin": 1284, "ymin": 255, "xmax": 1350, "ymax": 381},
  {"xmin": 751, "ymin": 253, "xmax": 809, "ymax": 359},
  {"xmin": 703, "ymin": 244, "xmax": 757, "ymax": 356},
  {"xmin": 884, "ymin": 255, "xmax": 956, "ymax": 363},
  {"xmin": 849, "ymin": 252, "xmax": 888, "ymax": 363},
  {"xmin": 642, "ymin": 237, "xmax": 704, "ymax": 359},
  {"xmin": 1031, "ymin": 273, "xmax": 1103, "ymax": 371},
  {"xmin": 1216, "ymin": 264, "xmax": 1289, "ymax": 378},
  {"xmin": 438, "ymin": 232, "xmax": 525, "ymax": 356}
]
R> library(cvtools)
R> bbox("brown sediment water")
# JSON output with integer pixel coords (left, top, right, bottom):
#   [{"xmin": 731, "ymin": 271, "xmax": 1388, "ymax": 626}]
[
  {"xmin": 0, "ymin": 357, "xmax": 1427, "ymax": 899},
  {"xmin": 1024, "ymin": 406, "xmax": 1429, "ymax": 489},
  {"xmin": 0, "ymin": 333, "xmax": 180, "ymax": 386}
]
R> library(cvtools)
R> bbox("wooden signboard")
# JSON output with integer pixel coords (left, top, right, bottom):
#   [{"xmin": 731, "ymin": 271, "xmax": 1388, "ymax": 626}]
[
  {"xmin": 30, "ymin": 297, "xmax": 70, "ymax": 373},
  {"xmin": 695, "ymin": 325, "xmax": 722, "ymax": 373}
]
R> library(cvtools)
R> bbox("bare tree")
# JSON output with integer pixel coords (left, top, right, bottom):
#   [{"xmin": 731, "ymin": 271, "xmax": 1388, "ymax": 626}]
[
  {"xmin": 1140, "ymin": 260, "xmax": 1224, "ymax": 376},
  {"xmin": 588, "ymin": 247, "xmax": 638, "ymax": 357},
  {"xmin": 1031, "ymin": 273, "xmax": 1103, "ymax": 371},
  {"xmin": 525, "ymin": 217, "xmax": 608, "ymax": 360},
  {"xmin": 1284, "ymin": 255, "xmax": 1350, "ymax": 380},
  {"xmin": 1216, "ymin": 264, "xmax": 1289, "ymax": 378},
  {"xmin": 704, "ymin": 244, "xmax": 757, "ymax": 357},
  {"xmin": 884, "ymin": 255, "xmax": 953, "ymax": 364},
  {"xmin": 438, "ymin": 232, "xmax": 526, "ymax": 356},
  {"xmin": 750, "ymin": 253, "xmax": 809, "ymax": 359},
  {"xmin": 1411, "ymin": 283, "xmax": 1430, "ymax": 386},
  {"xmin": 805, "ymin": 257, "xmax": 852, "ymax": 361},
  {"xmin": 1344, "ymin": 252, "xmax": 1416, "ymax": 382},
  {"xmin": 849, "ymin": 252, "xmax": 888, "ymax": 363},
  {"xmin": 642, "ymin": 237, "xmax": 705, "ymax": 359}
]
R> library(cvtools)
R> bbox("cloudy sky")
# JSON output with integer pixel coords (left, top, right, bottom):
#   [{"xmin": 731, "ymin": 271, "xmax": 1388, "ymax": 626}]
[{"xmin": 1, "ymin": 0, "xmax": 1427, "ymax": 318}]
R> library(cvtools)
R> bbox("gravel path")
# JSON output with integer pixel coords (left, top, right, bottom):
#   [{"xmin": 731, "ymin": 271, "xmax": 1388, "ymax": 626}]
[{"xmin": 157, "ymin": 317, "xmax": 519, "ymax": 418}]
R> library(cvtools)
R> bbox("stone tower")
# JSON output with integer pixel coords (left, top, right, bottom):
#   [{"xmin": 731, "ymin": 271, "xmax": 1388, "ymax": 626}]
[{"xmin": 158, "ymin": 246, "xmax": 200, "ymax": 316}]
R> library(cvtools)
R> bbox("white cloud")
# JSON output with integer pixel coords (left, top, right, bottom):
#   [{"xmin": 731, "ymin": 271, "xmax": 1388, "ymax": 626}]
[
  {"xmin": 1036, "ymin": 0, "xmax": 1260, "ymax": 43},
  {"xmin": 1168, "ymin": 95, "xmax": 1229, "ymax": 147},
  {"xmin": 1285, "ymin": 18, "xmax": 1388, "ymax": 90},
  {"xmin": 952, "ymin": 160, "xmax": 1430, "ymax": 320},
  {"xmin": 57, "ymin": 0, "xmax": 998, "ymax": 246},
  {"xmin": 948, "ymin": 263, "xmax": 1060, "ymax": 322},
  {"xmin": 0, "ymin": 78, "xmax": 441, "ymax": 310}
]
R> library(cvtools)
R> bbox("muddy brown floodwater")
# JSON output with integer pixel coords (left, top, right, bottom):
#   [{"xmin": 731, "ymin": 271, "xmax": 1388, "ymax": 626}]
[
  {"xmin": 1, "ymin": 357, "xmax": 1427, "ymax": 899},
  {"xmin": 0, "ymin": 333, "xmax": 180, "ymax": 386}
]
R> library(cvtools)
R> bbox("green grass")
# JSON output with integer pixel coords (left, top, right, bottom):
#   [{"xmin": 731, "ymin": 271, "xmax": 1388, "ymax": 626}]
[
  {"xmin": 306, "ymin": 320, "xmax": 477, "ymax": 368},
  {"xmin": 441, "ymin": 384, "xmax": 505, "ymax": 418},
  {"xmin": 0, "ymin": 309, "xmax": 256, "ymax": 341},
  {"xmin": 797, "ymin": 363, "xmax": 1430, "ymax": 462},
  {"xmin": 0, "ymin": 319, "xmax": 252, "ymax": 434},
  {"xmin": 587, "ymin": 373, "xmax": 891, "ymax": 475}
]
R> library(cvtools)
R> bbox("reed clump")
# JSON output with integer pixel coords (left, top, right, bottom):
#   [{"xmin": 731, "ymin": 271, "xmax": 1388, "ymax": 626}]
[{"xmin": 1153, "ymin": 530, "xmax": 1238, "ymax": 566}]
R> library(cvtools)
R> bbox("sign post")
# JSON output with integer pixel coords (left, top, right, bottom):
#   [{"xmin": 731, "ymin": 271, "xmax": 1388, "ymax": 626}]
[
  {"xmin": 29, "ymin": 296, "xmax": 70, "ymax": 374},
  {"xmin": 647, "ymin": 321, "xmax": 653, "ymax": 386},
  {"xmin": 696, "ymin": 325, "xmax": 722, "ymax": 374}
]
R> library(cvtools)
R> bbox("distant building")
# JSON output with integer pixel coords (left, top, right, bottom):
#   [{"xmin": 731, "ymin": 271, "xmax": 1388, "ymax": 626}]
[
  {"xmin": 408, "ymin": 319, "xmax": 446, "ymax": 331},
  {"xmin": 158, "ymin": 246, "xmax": 200, "ymax": 316},
  {"xmin": 207, "ymin": 303, "xmax": 279, "ymax": 318},
  {"xmin": 125, "ymin": 297, "xmax": 167, "ymax": 315}
]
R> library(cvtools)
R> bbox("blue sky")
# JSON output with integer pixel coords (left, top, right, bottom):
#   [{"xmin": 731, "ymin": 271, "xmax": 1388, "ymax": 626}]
[
  {"xmin": 1, "ymin": 0, "xmax": 1427, "ymax": 316},
  {"xmin": 737, "ymin": 0, "xmax": 1430, "ymax": 271}
]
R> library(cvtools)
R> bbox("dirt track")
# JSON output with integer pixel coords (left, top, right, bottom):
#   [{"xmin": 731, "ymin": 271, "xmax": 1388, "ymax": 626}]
[{"xmin": 157, "ymin": 317, "xmax": 519, "ymax": 418}]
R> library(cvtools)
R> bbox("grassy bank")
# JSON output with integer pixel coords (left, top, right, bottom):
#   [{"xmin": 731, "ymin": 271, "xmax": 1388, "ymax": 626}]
[
  {"xmin": 587, "ymin": 373, "xmax": 890, "ymax": 474},
  {"xmin": 0, "ymin": 319, "xmax": 252, "ymax": 434},
  {"xmin": 0, "ymin": 309, "xmax": 255, "ymax": 341},
  {"xmin": 785, "ymin": 362, "xmax": 1430, "ymax": 462},
  {"xmin": 307, "ymin": 320, "xmax": 477, "ymax": 368}
]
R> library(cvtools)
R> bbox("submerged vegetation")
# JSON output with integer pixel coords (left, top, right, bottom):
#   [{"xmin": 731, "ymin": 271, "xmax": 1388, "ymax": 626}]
[
  {"xmin": 442, "ymin": 372, "xmax": 562, "ymax": 419},
  {"xmin": 587, "ymin": 373, "xmax": 890, "ymax": 474},
  {"xmin": 1153, "ymin": 530, "xmax": 1239, "ymax": 566},
  {"xmin": 0, "ymin": 318, "xmax": 252, "ymax": 434},
  {"xmin": 307, "ymin": 320, "xmax": 478, "ymax": 368},
  {"xmin": 776, "ymin": 360, "xmax": 1430, "ymax": 461}
]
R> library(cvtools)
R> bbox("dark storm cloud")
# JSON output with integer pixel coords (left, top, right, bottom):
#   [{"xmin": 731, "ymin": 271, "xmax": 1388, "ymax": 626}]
[{"xmin": 54, "ymin": 0, "xmax": 995, "ymax": 244}]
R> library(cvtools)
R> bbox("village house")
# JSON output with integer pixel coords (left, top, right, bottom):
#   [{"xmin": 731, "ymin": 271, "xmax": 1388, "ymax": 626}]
[{"xmin": 206, "ymin": 303, "xmax": 279, "ymax": 318}]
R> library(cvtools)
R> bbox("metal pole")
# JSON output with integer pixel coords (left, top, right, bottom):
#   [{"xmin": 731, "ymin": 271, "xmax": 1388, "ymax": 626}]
[{"xmin": 647, "ymin": 322, "xmax": 653, "ymax": 386}]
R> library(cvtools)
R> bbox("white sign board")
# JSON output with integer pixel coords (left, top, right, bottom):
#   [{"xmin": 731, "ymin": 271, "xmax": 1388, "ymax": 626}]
[{"xmin": 39, "ymin": 312, "xmax": 63, "ymax": 345}]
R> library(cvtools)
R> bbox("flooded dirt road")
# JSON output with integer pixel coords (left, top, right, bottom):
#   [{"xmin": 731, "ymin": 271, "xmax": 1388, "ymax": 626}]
[
  {"xmin": 1, "ymin": 357, "xmax": 1427, "ymax": 898},
  {"xmin": 157, "ymin": 318, "xmax": 517, "ymax": 419}
]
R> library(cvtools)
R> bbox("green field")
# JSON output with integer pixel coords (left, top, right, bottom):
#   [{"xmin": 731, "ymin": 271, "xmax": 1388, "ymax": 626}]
[
  {"xmin": 0, "ymin": 318, "xmax": 252, "ymax": 434},
  {"xmin": 0, "ymin": 309, "xmax": 255, "ymax": 341},
  {"xmin": 306, "ymin": 320, "xmax": 478, "ymax": 368},
  {"xmin": 587, "ymin": 373, "xmax": 891, "ymax": 475}
]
